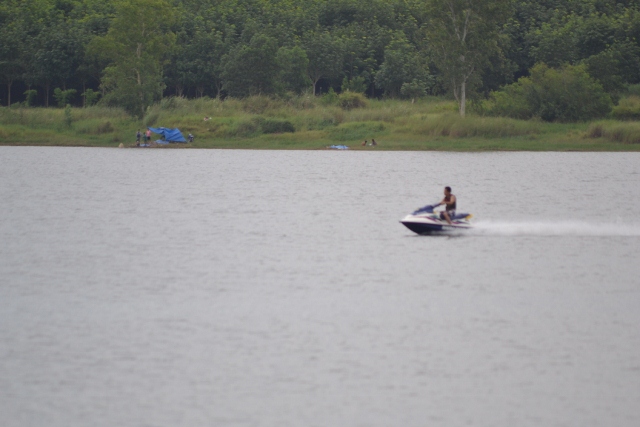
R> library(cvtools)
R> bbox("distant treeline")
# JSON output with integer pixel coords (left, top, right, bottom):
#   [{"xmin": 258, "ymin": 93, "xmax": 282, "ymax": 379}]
[{"xmin": 2, "ymin": 0, "xmax": 640, "ymax": 117}]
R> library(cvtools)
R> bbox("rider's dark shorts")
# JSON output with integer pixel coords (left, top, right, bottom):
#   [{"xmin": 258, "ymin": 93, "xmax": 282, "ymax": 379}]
[{"xmin": 440, "ymin": 210, "xmax": 455, "ymax": 220}]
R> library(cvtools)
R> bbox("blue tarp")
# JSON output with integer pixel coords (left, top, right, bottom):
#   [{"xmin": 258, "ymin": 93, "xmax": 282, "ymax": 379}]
[{"xmin": 148, "ymin": 127, "xmax": 187, "ymax": 143}]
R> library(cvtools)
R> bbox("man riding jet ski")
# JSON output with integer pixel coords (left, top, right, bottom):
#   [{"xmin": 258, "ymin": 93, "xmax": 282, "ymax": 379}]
[{"xmin": 400, "ymin": 186, "xmax": 473, "ymax": 234}]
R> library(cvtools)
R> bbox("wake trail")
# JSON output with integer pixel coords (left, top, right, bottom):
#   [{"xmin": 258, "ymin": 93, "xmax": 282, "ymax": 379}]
[{"xmin": 468, "ymin": 221, "xmax": 640, "ymax": 237}]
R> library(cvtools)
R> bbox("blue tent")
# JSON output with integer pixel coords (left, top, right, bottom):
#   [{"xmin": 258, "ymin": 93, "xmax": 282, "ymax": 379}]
[{"xmin": 148, "ymin": 127, "xmax": 187, "ymax": 143}]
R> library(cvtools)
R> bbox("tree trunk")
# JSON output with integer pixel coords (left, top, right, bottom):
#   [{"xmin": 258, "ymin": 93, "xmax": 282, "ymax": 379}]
[
  {"xmin": 82, "ymin": 81, "xmax": 86, "ymax": 108},
  {"xmin": 7, "ymin": 81, "xmax": 12, "ymax": 107},
  {"xmin": 136, "ymin": 44, "xmax": 145, "ymax": 117},
  {"xmin": 136, "ymin": 68, "xmax": 144, "ymax": 117},
  {"xmin": 459, "ymin": 80, "xmax": 466, "ymax": 117},
  {"xmin": 45, "ymin": 83, "xmax": 50, "ymax": 107}
]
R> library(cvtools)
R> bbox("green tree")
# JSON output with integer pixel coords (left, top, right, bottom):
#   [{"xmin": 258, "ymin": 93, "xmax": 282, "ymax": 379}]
[
  {"xmin": 166, "ymin": 13, "xmax": 229, "ymax": 98},
  {"xmin": 341, "ymin": 75, "xmax": 367, "ymax": 93},
  {"xmin": 276, "ymin": 45, "xmax": 310, "ymax": 94},
  {"xmin": 425, "ymin": 0, "xmax": 514, "ymax": 116},
  {"xmin": 24, "ymin": 89, "xmax": 37, "ymax": 106},
  {"xmin": 339, "ymin": 32, "xmax": 378, "ymax": 96},
  {"xmin": 53, "ymin": 88, "xmax": 77, "ymax": 107},
  {"xmin": 303, "ymin": 30, "xmax": 345, "ymax": 95},
  {"xmin": 88, "ymin": 0, "xmax": 176, "ymax": 117},
  {"xmin": 222, "ymin": 34, "xmax": 280, "ymax": 97},
  {"xmin": 527, "ymin": 19, "xmax": 579, "ymax": 68},
  {"xmin": 29, "ymin": 10, "xmax": 86, "ymax": 107},
  {"xmin": 7, "ymin": 0, "xmax": 640, "ymax": 109},
  {"xmin": 375, "ymin": 34, "xmax": 431, "ymax": 98},
  {"xmin": 401, "ymin": 79, "xmax": 427, "ymax": 103},
  {"xmin": 81, "ymin": 88, "xmax": 100, "ymax": 107},
  {"xmin": 485, "ymin": 63, "xmax": 612, "ymax": 122},
  {"xmin": 0, "ymin": 32, "xmax": 23, "ymax": 107},
  {"xmin": 0, "ymin": 2, "xmax": 25, "ymax": 107}
]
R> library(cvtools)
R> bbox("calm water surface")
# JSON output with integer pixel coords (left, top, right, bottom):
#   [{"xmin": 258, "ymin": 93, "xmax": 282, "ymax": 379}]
[{"xmin": 1, "ymin": 147, "xmax": 639, "ymax": 427}]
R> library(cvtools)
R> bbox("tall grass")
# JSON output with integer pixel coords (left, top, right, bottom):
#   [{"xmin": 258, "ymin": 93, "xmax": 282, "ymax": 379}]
[
  {"xmin": 2, "ymin": 94, "xmax": 639, "ymax": 150},
  {"xmin": 586, "ymin": 121, "xmax": 640, "ymax": 144},
  {"xmin": 402, "ymin": 113, "xmax": 542, "ymax": 138},
  {"xmin": 611, "ymin": 96, "xmax": 640, "ymax": 120},
  {"xmin": 0, "ymin": 105, "xmax": 134, "ymax": 144},
  {"xmin": 0, "ymin": 105, "xmax": 129, "ymax": 125},
  {"xmin": 327, "ymin": 121, "xmax": 387, "ymax": 141}
]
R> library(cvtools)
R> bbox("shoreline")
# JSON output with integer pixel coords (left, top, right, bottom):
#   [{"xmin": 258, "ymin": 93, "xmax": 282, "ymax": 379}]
[
  {"xmin": 2, "ymin": 97, "xmax": 640, "ymax": 152},
  {"xmin": 2, "ymin": 141, "xmax": 638, "ymax": 151}
]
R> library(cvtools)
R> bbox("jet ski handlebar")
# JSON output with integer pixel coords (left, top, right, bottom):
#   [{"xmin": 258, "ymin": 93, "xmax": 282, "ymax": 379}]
[{"xmin": 412, "ymin": 203, "xmax": 439, "ymax": 215}]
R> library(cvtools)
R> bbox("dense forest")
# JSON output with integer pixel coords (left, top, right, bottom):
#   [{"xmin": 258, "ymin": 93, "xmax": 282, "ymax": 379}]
[{"xmin": 2, "ymin": 0, "xmax": 640, "ymax": 119}]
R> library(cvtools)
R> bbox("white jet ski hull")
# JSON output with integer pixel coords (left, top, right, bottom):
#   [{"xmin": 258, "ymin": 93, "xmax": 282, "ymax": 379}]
[{"xmin": 400, "ymin": 204, "xmax": 473, "ymax": 234}]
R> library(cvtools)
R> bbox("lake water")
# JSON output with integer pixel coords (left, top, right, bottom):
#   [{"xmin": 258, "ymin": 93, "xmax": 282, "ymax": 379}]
[{"xmin": 1, "ymin": 147, "xmax": 639, "ymax": 427}]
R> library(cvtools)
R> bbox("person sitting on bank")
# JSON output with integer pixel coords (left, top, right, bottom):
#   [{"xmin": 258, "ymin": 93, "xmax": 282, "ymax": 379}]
[{"xmin": 437, "ymin": 186, "xmax": 456, "ymax": 225}]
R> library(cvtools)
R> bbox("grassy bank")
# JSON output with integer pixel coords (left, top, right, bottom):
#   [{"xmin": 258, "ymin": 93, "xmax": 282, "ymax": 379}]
[{"xmin": 1, "ymin": 96, "xmax": 639, "ymax": 151}]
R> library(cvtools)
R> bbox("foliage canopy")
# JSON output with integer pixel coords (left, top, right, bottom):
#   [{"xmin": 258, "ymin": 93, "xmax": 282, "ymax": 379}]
[
  {"xmin": 483, "ymin": 63, "xmax": 613, "ymax": 122},
  {"xmin": 1, "ymin": 0, "xmax": 640, "ymax": 123}
]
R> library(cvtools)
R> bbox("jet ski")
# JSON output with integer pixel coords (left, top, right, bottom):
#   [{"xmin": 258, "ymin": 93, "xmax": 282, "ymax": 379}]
[{"xmin": 400, "ymin": 204, "xmax": 473, "ymax": 234}]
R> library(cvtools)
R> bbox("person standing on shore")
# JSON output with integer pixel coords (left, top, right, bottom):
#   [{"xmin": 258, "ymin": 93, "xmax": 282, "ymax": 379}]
[{"xmin": 136, "ymin": 130, "xmax": 141, "ymax": 146}]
